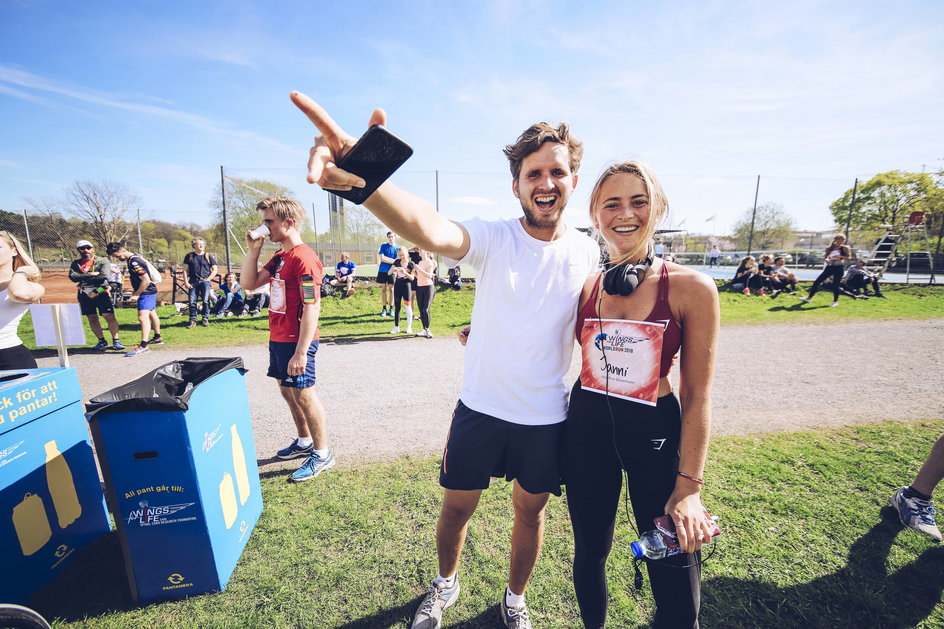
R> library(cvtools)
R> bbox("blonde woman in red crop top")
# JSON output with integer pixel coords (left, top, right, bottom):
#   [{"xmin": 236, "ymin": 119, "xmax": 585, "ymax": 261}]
[{"xmin": 563, "ymin": 161, "xmax": 720, "ymax": 629}]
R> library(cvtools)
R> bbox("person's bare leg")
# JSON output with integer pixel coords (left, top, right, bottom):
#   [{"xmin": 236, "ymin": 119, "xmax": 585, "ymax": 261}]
[
  {"xmin": 282, "ymin": 386, "xmax": 329, "ymax": 450},
  {"xmin": 279, "ymin": 386, "xmax": 310, "ymax": 440},
  {"xmin": 912, "ymin": 434, "xmax": 944, "ymax": 497},
  {"xmin": 436, "ymin": 488, "xmax": 482, "ymax": 578},
  {"xmin": 137, "ymin": 310, "xmax": 150, "ymax": 343},
  {"xmin": 86, "ymin": 315, "xmax": 104, "ymax": 339},
  {"xmin": 149, "ymin": 310, "xmax": 161, "ymax": 337},
  {"xmin": 508, "ymin": 481, "xmax": 550, "ymax": 595},
  {"xmin": 102, "ymin": 312, "xmax": 120, "ymax": 340}
]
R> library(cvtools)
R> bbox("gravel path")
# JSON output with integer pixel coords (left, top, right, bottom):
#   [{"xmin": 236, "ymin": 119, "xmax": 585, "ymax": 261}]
[{"xmin": 40, "ymin": 318, "xmax": 944, "ymax": 470}]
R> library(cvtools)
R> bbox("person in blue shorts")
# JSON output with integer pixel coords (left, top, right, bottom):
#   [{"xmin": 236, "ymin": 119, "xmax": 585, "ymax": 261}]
[
  {"xmin": 240, "ymin": 196, "xmax": 334, "ymax": 483},
  {"xmin": 106, "ymin": 242, "xmax": 162, "ymax": 356}
]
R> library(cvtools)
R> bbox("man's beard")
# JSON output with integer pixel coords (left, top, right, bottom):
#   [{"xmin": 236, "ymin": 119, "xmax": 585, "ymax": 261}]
[{"xmin": 520, "ymin": 199, "xmax": 567, "ymax": 230}]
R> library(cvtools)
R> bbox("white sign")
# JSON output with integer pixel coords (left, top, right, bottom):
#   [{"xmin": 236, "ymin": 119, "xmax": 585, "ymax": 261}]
[{"xmin": 30, "ymin": 303, "xmax": 86, "ymax": 347}]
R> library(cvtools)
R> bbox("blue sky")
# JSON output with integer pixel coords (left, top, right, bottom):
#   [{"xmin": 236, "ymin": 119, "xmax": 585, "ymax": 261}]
[{"xmin": 1, "ymin": 0, "xmax": 942, "ymax": 236}]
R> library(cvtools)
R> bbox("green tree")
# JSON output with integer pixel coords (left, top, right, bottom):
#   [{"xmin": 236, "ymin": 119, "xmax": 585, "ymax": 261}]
[
  {"xmin": 731, "ymin": 202, "xmax": 797, "ymax": 251},
  {"xmin": 829, "ymin": 171, "xmax": 940, "ymax": 231},
  {"xmin": 209, "ymin": 177, "xmax": 294, "ymax": 245}
]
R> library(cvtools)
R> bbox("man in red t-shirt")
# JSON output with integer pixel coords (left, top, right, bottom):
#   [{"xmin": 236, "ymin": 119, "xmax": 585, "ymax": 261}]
[{"xmin": 240, "ymin": 197, "xmax": 334, "ymax": 483}]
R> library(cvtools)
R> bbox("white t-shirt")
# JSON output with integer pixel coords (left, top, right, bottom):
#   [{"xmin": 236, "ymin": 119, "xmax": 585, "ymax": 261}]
[
  {"xmin": 457, "ymin": 218, "xmax": 600, "ymax": 426},
  {"xmin": 0, "ymin": 289, "xmax": 30, "ymax": 349}
]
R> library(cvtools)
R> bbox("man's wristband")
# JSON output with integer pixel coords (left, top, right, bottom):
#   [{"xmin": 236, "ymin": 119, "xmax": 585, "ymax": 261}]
[{"xmin": 13, "ymin": 270, "xmax": 28, "ymax": 276}]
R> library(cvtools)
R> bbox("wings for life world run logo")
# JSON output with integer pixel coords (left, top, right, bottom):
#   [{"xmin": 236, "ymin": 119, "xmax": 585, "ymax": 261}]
[{"xmin": 126, "ymin": 500, "xmax": 198, "ymax": 527}]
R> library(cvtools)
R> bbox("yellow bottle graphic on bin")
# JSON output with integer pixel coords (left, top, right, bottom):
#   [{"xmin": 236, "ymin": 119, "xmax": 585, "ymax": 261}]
[
  {"xmin": 12, "ymin": 493, "xmax": 52, "ymax": 556},
  {"xmin": 219, "ymin": 472, "xmax": 237, "ymax": 529},
  {"xmin": 45, "ymin": 440, "xmax": 82, "ymax": 529},
  {"xmin": 230, "ymin": 424, "xmax": 250, "ymax": 506}
]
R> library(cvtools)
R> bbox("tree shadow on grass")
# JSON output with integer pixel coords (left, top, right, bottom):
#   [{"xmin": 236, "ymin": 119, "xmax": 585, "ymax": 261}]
[{"xmin": 702, "ymin": 510, "xmax": 944, "ymax": 628}]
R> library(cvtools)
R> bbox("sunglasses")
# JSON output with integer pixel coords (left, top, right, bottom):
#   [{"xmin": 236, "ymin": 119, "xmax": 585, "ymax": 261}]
[{"xmin": 78, "ymin": 246, "xmax": 93, "ymax": 251}]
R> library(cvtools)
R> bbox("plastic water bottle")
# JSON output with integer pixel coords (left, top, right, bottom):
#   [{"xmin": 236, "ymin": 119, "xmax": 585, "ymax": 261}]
[
  {"xmin": 631, "ymin": 511, "xmax": 722, "ymax": 560},
  {"xmin": 630, "ymin": 529, "xmax": 684, "ymax": 560}
]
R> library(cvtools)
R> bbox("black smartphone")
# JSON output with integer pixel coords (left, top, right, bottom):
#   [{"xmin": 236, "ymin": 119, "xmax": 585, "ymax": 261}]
[{"xmin": 333, "ymin": 124, "xmax": 413, "ymax": 205}]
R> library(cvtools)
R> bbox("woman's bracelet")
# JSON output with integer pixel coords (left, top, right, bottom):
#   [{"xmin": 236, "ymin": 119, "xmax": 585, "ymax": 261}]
[{"xmin": 678, "ymin": 471, "xmax": 704, "ymax": 485}]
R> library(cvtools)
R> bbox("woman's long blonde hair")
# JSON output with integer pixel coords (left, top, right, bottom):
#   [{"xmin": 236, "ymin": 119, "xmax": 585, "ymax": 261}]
[
  {"xmin": 589, "ymin": 160, "xmax": 669, "ymax": 265},
  {"xmin": 0, "ymin": 231, "xmax": 40, "ymax": 280}
]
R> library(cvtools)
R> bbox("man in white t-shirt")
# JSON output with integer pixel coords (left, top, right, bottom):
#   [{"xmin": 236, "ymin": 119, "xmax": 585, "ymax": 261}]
[{"xmin": 292, "ymin": 93, "xmax": 600, "ymax": 629}]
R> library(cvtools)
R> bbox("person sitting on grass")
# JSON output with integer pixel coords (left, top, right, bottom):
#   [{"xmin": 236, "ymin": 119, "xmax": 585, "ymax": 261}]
[
  {"xmin": 329, "ymin": 251, "xmax": 356, "ymax": 297},
  {"xmin": 889, "ymin": 433, "xmax": 944, "ymax": 542},
  {"xmin": 732, "ymin": 255, "xmax": 760, "ymax": 294},
  {"xmin": 244, "ymin": 283, "xmax": 269, "ymax": 316},
  {"xmin": 769, "ymin": 256, "xmax": 798, "ymax": 297},
  {"xmin": 214, "ymin": 272, "xmax": 245, "ymax": 317},
  {"xmin": 841, "ymin": 260, "xmax": 886, "ymax": 299}
]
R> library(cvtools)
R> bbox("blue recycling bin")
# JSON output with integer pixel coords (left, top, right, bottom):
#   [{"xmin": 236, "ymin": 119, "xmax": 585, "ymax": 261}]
[
  {"xmin": 0, "ymin": 367, "xmax": 110, "ymax": 604},
  {"xmin": 86, "ymin": 358, "xmax": 263, "ymax": 604}
]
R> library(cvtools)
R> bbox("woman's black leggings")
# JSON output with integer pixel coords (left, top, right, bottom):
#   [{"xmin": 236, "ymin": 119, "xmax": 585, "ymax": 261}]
[
  {"xmin": 415, "ymin": 285, "xmax": 433, "ymax": 329},
  {"xmin": 393, "ymin": 280, "xmax": 412, "ymax": 326},
  {"xmin": 807, "ymin": 264, "xmax": 844, "ymax": 301},
  {"xmin": 563, "ymin": 383, "xmax": 701, "ymax": 628}
]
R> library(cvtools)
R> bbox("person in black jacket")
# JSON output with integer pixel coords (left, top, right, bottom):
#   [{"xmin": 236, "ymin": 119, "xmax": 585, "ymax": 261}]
[{"xmin": 69, "ymin": 240, "xmax": 123, "ymax": 351}]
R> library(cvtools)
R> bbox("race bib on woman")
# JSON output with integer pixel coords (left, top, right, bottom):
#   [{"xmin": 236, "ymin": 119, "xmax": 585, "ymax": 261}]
[{"xmin": 579, "ymin": 318, "xmax": 665, "ymax": 406}]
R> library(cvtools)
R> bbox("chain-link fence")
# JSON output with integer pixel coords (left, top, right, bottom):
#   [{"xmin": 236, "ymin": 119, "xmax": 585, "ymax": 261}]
[{"xmin": 3, "ymin": 167, "xmax": 941, "ymax": 284}]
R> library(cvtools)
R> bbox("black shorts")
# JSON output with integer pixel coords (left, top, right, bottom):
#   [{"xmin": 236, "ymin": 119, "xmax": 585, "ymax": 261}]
[
  {"xmin": 78, "ymin": 290, "xmax": 115, "ymax": 316},
  {"xmin": 0, "ymin": 344, "xmax": 37, "ymax": 370},
  {"xmin": 440, "ymin": 400, "xmax": 563, "ymax": 496},
  {"xmin": 376, "ymin": 271, "xmax": 393, "ymax": 285}
]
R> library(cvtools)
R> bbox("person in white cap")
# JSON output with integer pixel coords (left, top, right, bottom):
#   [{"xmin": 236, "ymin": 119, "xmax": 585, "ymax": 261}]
[{"xmin": 68, "ymin": 240, "xmax": 124, "ymax": 351}]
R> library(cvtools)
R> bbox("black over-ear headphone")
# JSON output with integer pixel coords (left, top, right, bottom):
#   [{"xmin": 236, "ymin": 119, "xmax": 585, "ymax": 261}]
[{"xmin": 602, "ymin": 255, "xmax": 653, "ymax": 296}]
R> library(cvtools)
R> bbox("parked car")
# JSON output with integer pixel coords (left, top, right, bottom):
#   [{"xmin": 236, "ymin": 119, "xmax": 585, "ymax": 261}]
[{"xmin": 892, "ymin": 252, "xmax": 932, "ymax": 270}]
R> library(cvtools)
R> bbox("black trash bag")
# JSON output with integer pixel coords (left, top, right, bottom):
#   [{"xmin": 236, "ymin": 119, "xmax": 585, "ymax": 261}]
[{"xmin": 85, "ymin": 357, "xmax": 246, "ymax": 419}]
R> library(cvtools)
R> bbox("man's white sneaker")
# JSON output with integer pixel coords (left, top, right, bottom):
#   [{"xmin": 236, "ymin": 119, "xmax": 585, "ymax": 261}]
[
  {"xmin": 798, "ymin": 296, "xmax": 811, "ymax": 303},
  {"xmin": 830, "ymin": 301, "xmax": 839, "ymax": 307},
  {"xmin": 389, "ymin": 326, "xmax": 400, "ymax": 334},
  {"xmin": 499, "ymin": 598, "xmax": 532, "ymax": 629},
  {"xmin": 890, "ymin": 487, "xmax": 942, "ymax": 542},
  {"xmin": 406, "ymin": 326, "xmax": 413, "ymax": 335},
  {"xmin": 411, "ymin": 578, "xmax": 460, "ymax": 629}
]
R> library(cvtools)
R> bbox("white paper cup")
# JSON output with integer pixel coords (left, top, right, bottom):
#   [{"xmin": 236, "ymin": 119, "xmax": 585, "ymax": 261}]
[{"xmin": 248, "ymin": 224, "xmax": 270, "ymax": 240}]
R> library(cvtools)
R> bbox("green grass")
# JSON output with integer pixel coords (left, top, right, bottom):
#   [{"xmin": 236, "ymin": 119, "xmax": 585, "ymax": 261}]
[
  {"xmin": 22, "ymin": 282, "xmax": 944, "ymax": 351},
  {"xmin": 719, "ymin": 283, "xmax": 944, "ymax": 325},
  {"xmin": 30, "ymin": 419, "xmax": 944, "ymax": 628}
]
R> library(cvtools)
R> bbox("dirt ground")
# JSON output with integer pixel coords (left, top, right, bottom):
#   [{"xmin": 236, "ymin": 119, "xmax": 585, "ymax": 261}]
[
  {"xmin": 37, "ymin": 269, "xmax": 177, "ymax": 304},
  {"xmin": 37, "ymin": 318, "xmax": 944, "ymax": 471}
]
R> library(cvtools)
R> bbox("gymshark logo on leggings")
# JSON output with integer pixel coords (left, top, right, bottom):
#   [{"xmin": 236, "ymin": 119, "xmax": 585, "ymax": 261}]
[{"xmin": 650, "ymin": 439, "xmax": 666, "ymax": 451}]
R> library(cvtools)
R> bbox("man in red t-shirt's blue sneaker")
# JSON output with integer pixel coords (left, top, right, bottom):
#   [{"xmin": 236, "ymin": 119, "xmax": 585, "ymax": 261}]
[{"xmin": 241, "ymin": 197, "xmax": 334, "ymax": 483}]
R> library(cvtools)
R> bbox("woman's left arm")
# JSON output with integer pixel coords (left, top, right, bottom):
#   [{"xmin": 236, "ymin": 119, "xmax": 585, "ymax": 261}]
[
  {"xmin": 666, "ymin": 270, "xmax": 720, "ymax": 553},
  {"xmin": 7, "ymin": 268, "xmax": 45, "ymax": 303}
]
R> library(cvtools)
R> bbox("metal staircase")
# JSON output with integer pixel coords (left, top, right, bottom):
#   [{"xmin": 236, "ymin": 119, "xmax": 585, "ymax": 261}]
[
  {"xmin": 864, "ymin": 232, "xmax": 900, "ymax": 276},
  {"xmin": 864, "ymin": 211, "xmax": 930, "ymax": 278}
]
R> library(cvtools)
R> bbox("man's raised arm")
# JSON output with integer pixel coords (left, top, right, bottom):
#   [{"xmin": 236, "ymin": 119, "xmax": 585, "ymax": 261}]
[{"xmin": 290, "ymin": 91, "xmax": 470, "ymax": 260}]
